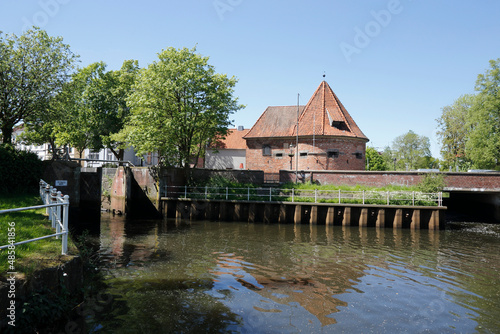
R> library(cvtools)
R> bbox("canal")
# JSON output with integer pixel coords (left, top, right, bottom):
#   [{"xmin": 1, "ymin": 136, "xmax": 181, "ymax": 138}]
[{"xmin": 84, "ymin": 215, "xmax": 500, "ymax": 333}]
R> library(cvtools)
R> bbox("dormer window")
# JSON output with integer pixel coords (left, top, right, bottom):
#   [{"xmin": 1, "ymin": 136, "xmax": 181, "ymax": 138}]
[{"xmin": 331, "ymin": 120, "xmax": 348, "ymax": 131}]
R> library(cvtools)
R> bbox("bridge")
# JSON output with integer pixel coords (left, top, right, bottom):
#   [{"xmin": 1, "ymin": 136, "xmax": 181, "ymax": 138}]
[{"xmin": 279, "ymin": 170, "xmax": 500, "ymax": 223}]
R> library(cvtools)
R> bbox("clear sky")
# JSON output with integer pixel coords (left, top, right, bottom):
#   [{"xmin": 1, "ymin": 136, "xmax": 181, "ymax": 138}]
[{"xmin": 2, "ymin": 0, "xmax": 500, "ymax": 158}]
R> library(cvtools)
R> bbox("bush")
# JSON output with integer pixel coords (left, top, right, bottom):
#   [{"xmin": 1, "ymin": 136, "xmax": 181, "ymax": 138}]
[
  {"xmin": 0, "ymin": 144, "xmax": 44, "ymax": 194},
  {"xmin": 417, "ymin": 173, "xmax": 446, "ymax": 193}
]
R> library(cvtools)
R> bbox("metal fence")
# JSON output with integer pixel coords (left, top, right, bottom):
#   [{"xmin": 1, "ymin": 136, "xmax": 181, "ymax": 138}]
[
  {"xmin": 0, "ymin": 180, "xmax": 70, "ymax": 255},
  {"xmin": 163, "ymin": 186, "xmax": 443, "ymax": 207}
]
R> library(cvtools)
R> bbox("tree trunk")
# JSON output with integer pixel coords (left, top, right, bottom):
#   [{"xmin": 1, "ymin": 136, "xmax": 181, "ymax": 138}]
[
  {"xmin": 183, "ymin": 163, "xmax": 192, "ymax": 185},
  {"xmin": 1, "ymin": 124, "xmax": 14, "ymax": 145},
  {"xmin": 109, "ymin": 147, "xmax": 124, "ymax": 165}
]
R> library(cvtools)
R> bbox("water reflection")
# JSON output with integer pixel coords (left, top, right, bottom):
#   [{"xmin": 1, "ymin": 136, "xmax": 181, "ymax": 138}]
[{"xmin": 91, "ymin": 215, "xmax": 500, "ymax": 333}]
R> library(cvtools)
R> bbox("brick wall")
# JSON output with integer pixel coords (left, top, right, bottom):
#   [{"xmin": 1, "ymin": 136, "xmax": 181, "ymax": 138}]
[
  {"xmin": 280, "ymin": 170, "xmax": 500, "ymax": 190},
  {"xmin": 246, "ymin": 137, "xmax": 366, "ymax": 173},
  {"xmin": 160, "ymin": 167, "xmax": 265, "ymax": 186}
]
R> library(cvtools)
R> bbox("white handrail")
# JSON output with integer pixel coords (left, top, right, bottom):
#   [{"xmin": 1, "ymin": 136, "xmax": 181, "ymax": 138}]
[
  {"xmin": 161, "ymin": 185, "xmax": 443, "ymax": 207},
  {"xmin": 0, "ymin": 180, "xmax": 70, "ymax": 255}
]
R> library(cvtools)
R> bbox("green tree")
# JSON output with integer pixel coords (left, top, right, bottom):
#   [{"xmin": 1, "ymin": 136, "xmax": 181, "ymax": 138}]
[
  {"xmin": 101, "ymin": 60, "xmax": 139, "ymax": 161},
  {"xmin": 365, "ymin": 147, "xmax": 387, "ymax": 171},
  {"xmin": 436, "ymin": 94, "xmax": 475, "ymax": 170},
  {"xmin": 0, "ymin": 28, "xmax": 77, "ymax": 144},
  {"xmin": 18, "ymin": 95, "xmax": 64, "ymax": 160},
  {"xmin": 54, "ymin": 60, "xmax": 139, "ymax": 160},
  {"xmin": 391, "ymin": 130, "xmax": 432, "ymax": 170},
  {"xmin": 54, "ymin": 64, "xmax": 102, "ymax": 158},
  {"xmin": 117, "ymin": 47, "xmax": 244, "ymax": 174},
  {"xmin": 466, "ymin": 59, "xmax": 500, "ymax": 169},
  {"xmin": 381, "ymin": 146, "xmax": 397, "ymax": 170}
]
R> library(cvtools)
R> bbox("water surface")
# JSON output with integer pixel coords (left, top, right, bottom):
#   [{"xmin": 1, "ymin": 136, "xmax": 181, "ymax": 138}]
[{"xmin": 90, "ymin": 216, "xmax": 500, "ymax": 333}]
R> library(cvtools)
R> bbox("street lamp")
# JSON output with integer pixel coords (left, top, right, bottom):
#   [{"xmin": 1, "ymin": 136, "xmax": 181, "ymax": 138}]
[{"xmin": 288, "ymin": 144, "xmax": 295, "ymax": 170}]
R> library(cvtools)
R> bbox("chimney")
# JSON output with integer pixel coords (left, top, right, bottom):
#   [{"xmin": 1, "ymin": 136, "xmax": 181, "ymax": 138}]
[{"xmin": 237, "ymin": 125, "xmax": 244, "ymax": 131}]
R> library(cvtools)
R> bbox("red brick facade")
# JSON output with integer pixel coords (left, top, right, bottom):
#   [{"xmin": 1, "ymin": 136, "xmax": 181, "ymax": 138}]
[{"xmin": 246, "ymin": 137, "xmax": 367, "ymax": 173}]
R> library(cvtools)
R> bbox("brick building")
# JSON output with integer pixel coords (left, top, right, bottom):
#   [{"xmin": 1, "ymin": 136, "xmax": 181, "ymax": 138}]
[{"xmin": 244, "ymin": 81, "xmax": 369, "ymax": 173}]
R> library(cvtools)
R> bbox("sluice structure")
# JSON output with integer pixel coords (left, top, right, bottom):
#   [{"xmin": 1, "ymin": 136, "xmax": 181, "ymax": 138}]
[{"xmin": 161, "ymin": 199, "xmax": 446, "ymax": 230}]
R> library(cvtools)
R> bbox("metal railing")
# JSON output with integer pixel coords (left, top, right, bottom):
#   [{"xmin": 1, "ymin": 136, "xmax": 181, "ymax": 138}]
[
  {"xmin": 69, "ymin": 158, "xmax": 135, "ymax": 167},
  {"xmin": 0, "ymin": 180, "xmax": 70, "ymax": 255},
  {"xmin": 162, "ymin": 186, "xmax": 443, "ymax": 207}
]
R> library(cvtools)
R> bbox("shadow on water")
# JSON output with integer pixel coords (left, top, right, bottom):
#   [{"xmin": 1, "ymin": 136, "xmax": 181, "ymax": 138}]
[
  {"xmin": 79, "ymin": 216, "xmax": 242, "ymax": 333},
  {"xmin": 90, "ymin": 277, "xmax": 242, "ymax": 333}
]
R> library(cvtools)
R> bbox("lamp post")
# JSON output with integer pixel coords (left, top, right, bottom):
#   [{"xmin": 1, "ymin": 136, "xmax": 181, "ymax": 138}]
[{"xmin": 288, "ymin": 144, "xmax": 295, "ymax": 170}]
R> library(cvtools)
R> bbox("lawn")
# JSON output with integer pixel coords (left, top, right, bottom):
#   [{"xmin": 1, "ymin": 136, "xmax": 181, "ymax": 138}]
[{"xmin": 0, "ymin": 193, "xmax": 78, "ymax": 280}]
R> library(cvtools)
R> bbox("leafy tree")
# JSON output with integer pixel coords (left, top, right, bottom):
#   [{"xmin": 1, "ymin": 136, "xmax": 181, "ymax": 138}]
[
  {"xmin": 100, "ymin": 60, "xmax": 139, "ymax": 161},
  {"xmin": 365, "ymin": 147, "xmax": 387, "ymax": 171},
  {"xmin": 466, "ymin": 59, "xmax": 500, "ymax": 169},
  {"xmin": 381, "ymin": 146, "xmax": 397, "ymax": 170},
  {"xmin": 117, "ymin": 47, "xmax": 244, "ymax": 175},
  {"xmin": 390, "ymin": 130, "xmax": 432, "ymax": 170},
  {"xmin": 0, "ymin": 28, "xmax": 77, "ymax": 144},
  {"xmin": 18, "ymin": 81, "xmax": 70, "ymax": 159},
  {"xmin": 54, "ymin": 60, "xmax": 139, "ymax": 160},
  {"xmin": 53, "ymin": 65, "xmax": 99, "ymax": 158},
  {"xmin": 436, "ymin": 94, "xmax": 475, "ymax": 170}
]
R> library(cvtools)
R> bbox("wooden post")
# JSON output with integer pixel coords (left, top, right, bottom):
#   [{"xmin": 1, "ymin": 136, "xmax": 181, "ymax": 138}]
[
  {"xmin": 234, "ymin": 203, "xmax": 241, "ymax": 222},
  {"xmin": 376, "ymin": 208, "xmax": 385, "ymax": 228},
  {"xmin": 428, "ymin": 209, "xmax": 440, "ymax": 230},
  {"xmin": 220, "ymin": 202, "xmax": 227, "ymax": 221},
  {"xmin": 359, "ymin": 208, "xmax": 368, "ymax": 227},
  {"xmin": 326, "ymin": 207, "xmax": 335, "ymax": 225},
  {"xmin": 248, "ymin": 203, "xmax": 256, "ymax": 223},
  {"xmin": 310, "ymin": 205, "xmax": 318, "ymax": 225},
  {"xmin": 279, "ymin": 204, "xmax": 287, "ymax": 224},
  {"xmin": 394, "ymin": 209, "xmax": 403, "ymax": 229},
  {"xmin": 294, "ymin": 205, "xmax": 302, "ymax": 224},
  {"xmin": 264, "ymin": 204, "xmax": 272, "ymax": 224},
  {"xmin": 343, "ymin": 207, "xmax": 351, "ymax": 226},
  {"xmin": 411, "ymin": 209, "xmax": 421, "ymax": 230}
]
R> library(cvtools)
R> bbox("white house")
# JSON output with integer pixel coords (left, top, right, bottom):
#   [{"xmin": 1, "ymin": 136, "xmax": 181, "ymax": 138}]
[{"xmin": 205, "ymin": 127, "xmax": 248, "ymax": 169}]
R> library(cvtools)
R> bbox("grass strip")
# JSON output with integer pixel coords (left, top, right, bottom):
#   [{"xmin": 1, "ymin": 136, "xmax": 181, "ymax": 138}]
[{"xmin": 0, "ymin": 193, "xmax": 78, "ymax": 280}]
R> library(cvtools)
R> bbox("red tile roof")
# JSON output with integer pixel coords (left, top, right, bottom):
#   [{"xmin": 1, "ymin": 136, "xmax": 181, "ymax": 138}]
[
  {"xmin": 244, "ymin": 105, "xmax": 305, "ymax": 138},
  {"xmin": 210, "ymin": 128, "xmax": 249, "ymax": 149},
  {"xmin": 244, "ymin": 81, "xmax": 369, "ymax": 141}
]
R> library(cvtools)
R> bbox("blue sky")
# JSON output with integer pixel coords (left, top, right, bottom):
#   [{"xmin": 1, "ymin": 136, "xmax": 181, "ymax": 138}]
[{"xmin": 2, "ymin": 0, "xmax": 500, "ymax": 158}]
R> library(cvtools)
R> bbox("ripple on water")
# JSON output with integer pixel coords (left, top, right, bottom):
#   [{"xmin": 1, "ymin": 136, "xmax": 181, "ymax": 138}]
[{"xmin": 90, "ymin": 219, "xmax": 500, "ymax": 333}]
